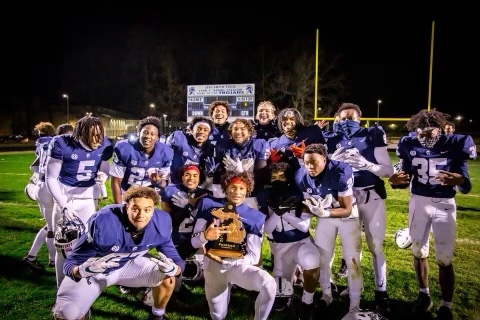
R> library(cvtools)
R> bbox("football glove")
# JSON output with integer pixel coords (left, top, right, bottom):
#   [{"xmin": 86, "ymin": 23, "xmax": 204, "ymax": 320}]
[
  {"xmin": 302, "ymin": 195, "xmax": 333, "ymax": 218},
  {"xmin": 172, "ymin": 192, "xmax": 190, "ymax": 208},
  {"xmin": 223, "ymin": 155, "xmax": 244, "ymax": 173},
  {"xmin": 150, "ymin": 252, "xmax": 179, "ymax": 277},
  {"xmin": 269, "ymin": 149, "xmax": 283, "ymax": 163},
  {"xmin": 204, "ymin": 157, "xmax": 219, "ymax": 178},
  {"xmin": 241, "ymin": 158, "xmax": 255, "ymax": 172},
  {"xmin": 330, "ymin": 147, "xmax": 348, "ymax": 161},
  {"xmin": 62, "ymin": 204, "xmax": 80, "ymax": 222},
  {"xmin": 289, "ymin": 141, "xmax": 306, "ymax": 158},
  {"xmin": 78, "ymin": 253, "xmax": 121, "ymax": 278}
]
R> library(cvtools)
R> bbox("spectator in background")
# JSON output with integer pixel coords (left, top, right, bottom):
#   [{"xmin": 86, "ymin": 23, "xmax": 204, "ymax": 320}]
[
  {"xmin": 46, "ymin": 115, "xmax": 113, "ymax": 288},
  {"xmin": 109, "ymin": 116, "xmax": 173, "ymax": 204},
  {"xmin": 444, "ymin": 122, "xmax": 455, "ymax": 135}
]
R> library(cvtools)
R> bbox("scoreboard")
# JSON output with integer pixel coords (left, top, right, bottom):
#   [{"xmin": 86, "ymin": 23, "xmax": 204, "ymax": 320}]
[{"xmin": 186, "ymin": 83, "xmax": 255, "ymax": 122}]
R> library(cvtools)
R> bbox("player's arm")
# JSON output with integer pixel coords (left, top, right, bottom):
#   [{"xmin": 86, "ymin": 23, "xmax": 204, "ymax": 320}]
[
  {"xmin": 281, "ymin": 212, "xmax": 311, "ymax": 232},
  {"xmin": 370, "ymin": 146, "xmax": 394, "ymax": 178},
  {"xmin": 110, "ymin": 177, "xmax": 123, "ymax": 204},
  {"xmin": 45, "ymin": 157, "xmax": 68, "ymax": 207}
]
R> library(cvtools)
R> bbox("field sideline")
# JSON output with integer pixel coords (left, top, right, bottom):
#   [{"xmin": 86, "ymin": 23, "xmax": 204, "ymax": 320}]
[{"xmin": 0, "ymin": 151, "xmax": 479, "ymax": 320}]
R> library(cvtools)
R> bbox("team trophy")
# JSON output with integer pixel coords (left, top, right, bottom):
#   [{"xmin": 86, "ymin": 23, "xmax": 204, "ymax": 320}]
[{"xmin": 207, "ymin": 202, "xmax": 246, "ymax": 258}]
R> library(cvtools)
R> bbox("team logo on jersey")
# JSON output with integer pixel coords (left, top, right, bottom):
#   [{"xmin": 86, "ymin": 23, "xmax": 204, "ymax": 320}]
[
  {"xmin": 410, "ymin": 151, "xmax": 416, "ymax": 156},
  {"xmin": 183, "ymin": 151, "xmax": 189, "ymax": 157},
  {"xmin": 132, "ymin": 246, "xmax": 138, "ymax": 251},
  {"xmin": 336, "ymin": 143, "xmax": 342, "ymax": 149},
  {"xmin": 426, "ymin": 150, "xmax": 431, "ymax": 155},
  {"xmin": 209, "ymin": 135, "xmax": 213, "ymax": 140},
  {"xmin": 131, "ymin": 160, "xmax": 137, "ymax": 166},
  {"xmin": 111, "ymin": 245, "xmax": 120, "ymax": 252},
  {"xmin": 86, "ymin": 153, "xmax": 90, "ymax": 158},
  {"xmin": 347, "ymin": 141, "xmax": 352, "ymax": 146},
  {"xmin": 307, "ymin": 188, "xmax": 312, "ymax": 194},
  {"xmin": 71, "ymin": 153, "xmax": 78, "ymax": 160}
]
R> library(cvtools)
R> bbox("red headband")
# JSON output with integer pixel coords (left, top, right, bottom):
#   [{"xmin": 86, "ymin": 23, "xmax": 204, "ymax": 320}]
[
  {"xmin": 183, "ymin": 165, "xmax": 200, "ymax": 175},
  {"xmin": 229, "ymin": 177, "xmax": 247, "ymax": 186}
]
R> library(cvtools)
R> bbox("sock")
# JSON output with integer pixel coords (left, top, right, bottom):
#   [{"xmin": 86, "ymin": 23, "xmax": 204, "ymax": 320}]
[
  {"xmin": 301, "ymin": 291, "xmax": 314, "ymax": 304},
  {"xmin": 28, "ymin": 227, "xmax": 47, "ymax": 257},
  {"xmin": 152, "ymin": 306, "xmax": 165, "ymax": 316},
  {"xmin": 440, "ymin": 300, "xmax": 453, "ymax": 309},
  {"xmin": 46, "ymin": 237, "xmax": 56, "ymax": 263},
  {"xmin": 419, "ymin": 288, "xmax": 430, "ymax": 295}
]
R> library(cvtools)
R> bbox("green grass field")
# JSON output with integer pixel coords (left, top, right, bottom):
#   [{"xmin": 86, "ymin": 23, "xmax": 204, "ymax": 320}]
[{"xmin": 0, "ymin": 151, "xmax": 479, "ymax": 320}]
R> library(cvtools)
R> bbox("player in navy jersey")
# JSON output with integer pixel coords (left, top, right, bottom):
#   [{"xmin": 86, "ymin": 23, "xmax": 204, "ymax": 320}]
[
  {"xmin": 51, "ymin": 186, "xmax": 184, "ymax": 320},
  {"xmin": 258, "ymin": 162, "xmax": 320, "ymax": 316},
  {"xmin": 110, "ymin": 116, "xmax": 173, "ymax": 204},
  {"xmin": 23, "ymin": 121, "xmax": 57, "ymax": 270},
  {"xmin": 269, "ymin": 108, "xmax": 325, "ymax": 171},
  {"xmin": 324, "ymin": 103, "xmax": 394, "ymax": 316},
  {"xmin": 160, "ymin": 165, "xmax": 212, "ymax": 260},
  {"xmin": 208, "ymin": 100, "xmax": 231, "ymax": 148},
  {"xmin": 191, "ymin": 171, "xmax": 276, "ymax": 320},
  {"xmin": 46, "ymin": 115, "xmax": 113, "ymax": 288},
  {"xmin": 213, "ymin": 118, "xmax": 270, "ymax": 204},
  {"xmin": 165, "ymin": 116, "xmax": 216, "ymax": 185},
  {"xmin": 389, "ymin": 109, "xmax": 476, "ymax": 320},
  {"xmin": 295, "ymin": 143, "xmax": 362, "ymax": 319},
  {"xmin": 251, "ymin": 101, "xmax": 281, "ymax": 141}
]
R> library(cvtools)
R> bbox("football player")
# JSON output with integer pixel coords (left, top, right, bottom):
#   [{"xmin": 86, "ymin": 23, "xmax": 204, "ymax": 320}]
[
  {"xmin": 259, "ymin": 162, "xmax": 320, "ymax": 316},
  {"xmin": 23, "ymin": 121, "xmax": 57, "ymax": 270},
  {"xmin": 324, "ymin": 102, "xmax": 394, "ymax": 316},
  {"xmin": 269, "ymin": 108, "xmax": 326, "ymax": 171},
  {"xmin": 296, "ymin": 143, "xmax": 363, "ymax": 319},
  {"xmin": 51, "ymin": 186, "xmax": 184, "ymax": 320},
  {"xmin": 191, "ymin": 171, "xmax": 276, "ymax": 320},
  {"xmin": 251, "ymin": 100, "xmax": 281, "ymax": 141},
  {"xmin": 390, "ymin": 109, "xmax": 476, "ymax": 320},
  {"xmin": 208, "ymin": 100, "xmax": 231, "ymax": 148},
  {"xmin": 109, "ymin": 116, "xmax": 173, "ymax": 204},
  {"xmin": 46, "ymin": 115, "xmax": 113, "ymax": 288},
  {"xmin": 165, "ymin": 116, "xmax": 216, "ymax": 185},
  {"xmin": 160, "ymin": 165, "xmax": 212, "ymax": 277},
  {"xmin": 213, "ymin": 118, "xmax": 271, "ymax": 203}
]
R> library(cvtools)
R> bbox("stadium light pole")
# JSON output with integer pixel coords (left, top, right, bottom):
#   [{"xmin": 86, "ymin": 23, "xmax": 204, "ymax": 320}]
[
  {"xmin": 62, "ymin": 94, "xmax": 69, "ymax": 123},
  {"xmin": 377, "ymin": 99, "xmax": 382, "ymax": 125},
  {"xmin": 150, "ymin": 103, "xmax": 155, "ymax": 115}
]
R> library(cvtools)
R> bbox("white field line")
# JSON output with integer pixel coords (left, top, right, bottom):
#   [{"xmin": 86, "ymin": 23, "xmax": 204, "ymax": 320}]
[
  {"xmin": 0, "ymin": 201, "xmax": 39, "ymax": 208},
  {"xmin": 0, "ymin": 173, "xmax": 30, "ymax": 175}
]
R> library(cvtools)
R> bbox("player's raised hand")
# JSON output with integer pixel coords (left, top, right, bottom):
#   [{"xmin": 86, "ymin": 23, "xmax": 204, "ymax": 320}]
[
  {"xmin": 302, "ymin": 197, "xmax": 331, "ymax": 218},
  {"xmin": 203, "ymin": 220, "xmax": 231, "ymax": 241}
]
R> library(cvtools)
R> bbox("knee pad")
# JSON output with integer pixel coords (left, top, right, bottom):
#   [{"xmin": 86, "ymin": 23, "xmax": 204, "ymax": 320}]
[{"xmin": 411, "ymin": 242, "xmax": 429, "ymax": 259}]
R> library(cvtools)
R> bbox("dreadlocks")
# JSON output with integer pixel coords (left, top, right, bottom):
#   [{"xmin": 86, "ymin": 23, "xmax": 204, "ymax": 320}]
[
  {"xmin": 137, "ymin": 116, "xmax": 162, "ymax": 135},
  {"xmin": 73, "ymin": 116, "xmax": 104, "ymax": 148},
  {"xmin": 406, "ymin": 109, "xmax": 450, "ymax": 132}
]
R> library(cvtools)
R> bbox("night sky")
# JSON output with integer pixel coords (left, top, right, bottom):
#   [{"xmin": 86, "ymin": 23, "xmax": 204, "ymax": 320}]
[{"xmin": 3, "ymin": 10, "xmax": 474, "ymax": 121}]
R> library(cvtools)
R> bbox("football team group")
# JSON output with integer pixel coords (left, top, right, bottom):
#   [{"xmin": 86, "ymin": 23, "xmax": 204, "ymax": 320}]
[{"xmin": 22, "ymin": 100, "xmax": 476, "ymax": 320}]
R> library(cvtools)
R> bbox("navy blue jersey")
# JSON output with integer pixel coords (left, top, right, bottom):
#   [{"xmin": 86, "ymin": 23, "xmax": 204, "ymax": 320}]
[
  {"xmin": 295, "ymin": 159, "xmax": 354, "ymax": 204},
  {"xmin": 63, "ymin": 204, "xmax": 184, "ymax": 278},
  {"xmin": 209, "ymin": 122, "xmax": 230, "ymax": 148},
  {"xmin": 269, "ymin": 125, "xmax": 325, "ymax": 169},
  {"xmin": 49, "ymin": 134, "xmax": 113, "ymax": 187},
  {"xmin": 160, "ymin": 184, "xmax": 212, "ymax": 244},
  {"xmin": 324, "ymin": 126, "xmax": 387, "ymax": 187},
  {"xmin": 35, "ymin": 136, "xmax": 54, "ymax": 179},
  {"xmin": 195, "ymin": 197, "xmax": 265, "ymax": 252},
  {"xmin": 166, "ymin": 130, "xmax": 215, "ymax": 184},
  {"xmin": 111, "ymin": 139, "xmax": 173, "ymax": 191},
  {"xmin": 252, "ymin": 119, "xmax": 281, "ymax": 141},
  {"xmin": 396, "ymin": 134, "xmax": 476, "ymax": 198},
  {"xmin": 257, "ymin": 185, "xmax": 308, "ymax": 243}
]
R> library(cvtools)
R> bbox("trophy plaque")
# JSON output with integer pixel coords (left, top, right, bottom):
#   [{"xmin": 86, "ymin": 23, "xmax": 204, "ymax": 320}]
[{"xmin": 207, "ymin": 202, "xmax": 246, "ymax": 258}]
